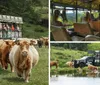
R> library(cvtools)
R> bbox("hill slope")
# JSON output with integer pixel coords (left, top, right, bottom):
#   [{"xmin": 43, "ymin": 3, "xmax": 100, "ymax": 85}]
[{"xmin": 22, "ymin": 23, "xmax": 48, "ymax": 38}]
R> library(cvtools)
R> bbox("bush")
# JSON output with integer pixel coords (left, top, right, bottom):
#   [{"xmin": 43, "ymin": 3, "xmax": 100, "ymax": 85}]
[
  {"xmin": 23, "ymin": 23, "xmax": 48, "ymax": 38},
  {"xmin": 34, "ymin": 26, "xmax": 46, "ymax": 32}
]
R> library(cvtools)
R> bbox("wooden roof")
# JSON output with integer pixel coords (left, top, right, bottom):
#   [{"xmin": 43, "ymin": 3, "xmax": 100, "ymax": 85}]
[{"xmin": 51, "ymin": 0, "xmax": 100, "ymax": 10}]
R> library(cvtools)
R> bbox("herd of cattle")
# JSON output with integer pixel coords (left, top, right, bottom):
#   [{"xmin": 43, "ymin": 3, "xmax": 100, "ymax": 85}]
[
  {"xmin": 0, "ymin": 37, "xmax": 48, "ymax": 83},
  {"xmin": 50, "ymin": 60, "xmax": 98, "ymax": 73}
]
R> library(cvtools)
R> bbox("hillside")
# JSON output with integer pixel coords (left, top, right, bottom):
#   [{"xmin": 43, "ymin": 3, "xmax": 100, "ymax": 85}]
[
  {"xmin": 23, "ymin": 23, "xmax": 48, "ymax": 38},
  {"xmin": 51, "ymin": 46, "xmax": 89, "ymax": 68}
]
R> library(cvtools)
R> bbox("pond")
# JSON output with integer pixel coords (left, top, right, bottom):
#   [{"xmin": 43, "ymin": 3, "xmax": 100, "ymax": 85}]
[{"xmin": 50, "ymin": 75, "xmax": 100, "ymax": 85}]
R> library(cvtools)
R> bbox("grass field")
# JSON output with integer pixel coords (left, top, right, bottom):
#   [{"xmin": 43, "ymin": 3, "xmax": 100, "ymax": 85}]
[
  {"xmin": 23, "ymin": 23, "xmax": 48, "ymax": 38},
  {"xmin": 50, "ymin": 46, "xmax": 97, "ymax": 75},
  {"xmin": 51, "ymin": 46, "xmax": 89, "ymax": 68},
  {"xmin": 0, "ymin": 46, "xmax": 48, "ymax": 85}
]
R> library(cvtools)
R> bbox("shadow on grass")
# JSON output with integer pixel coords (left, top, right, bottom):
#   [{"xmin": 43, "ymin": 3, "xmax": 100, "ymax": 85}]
[
  {"xmin": 0, "ymin": 68, "xmax": 11, "ymax": 75},
  {"xmin": 3, "ymin": 77, "xmax": 24, "ymax": 83},
  {"xmin": 0, "ymin": 68, "xmax": 24, "ymax": 83}
]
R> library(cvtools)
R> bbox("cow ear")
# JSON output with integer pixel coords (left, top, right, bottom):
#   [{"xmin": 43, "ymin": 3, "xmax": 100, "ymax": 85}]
[
  {"xmin": 29, "ymin": 40, "xmax": 33, "ymax": 45},
  {"xmin": 29, "ymin": 43, "xmax": 32, "ymax": 45},
  {"xmin": 12, "ymin": 42, "xmax": 15, "ymax": 46},
  {"xmin": 17, "ymin": 42, "xmax": 20, "ymax": 45},
  {"xmin": 30, "ymin": 41, "xmax": 33, "ymax": 45},
  {"xmin": 5, "ymin": 41, "xmax": 9, "ymax": 45},
  {"xmin": 30, "ymin": 40, "xmax": 36, "ymax": 45},
  {"xmin": 15, "ymin": 40, "xmax": 20, "ymax": 45}
]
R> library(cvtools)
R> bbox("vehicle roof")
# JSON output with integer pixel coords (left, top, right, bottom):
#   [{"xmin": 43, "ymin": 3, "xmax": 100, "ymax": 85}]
[
  {"xmin": 79, "ymin": 56, "xmax": 93, "ymax": 60},
  {"xmin": 0, "ymin": 15, "xmax": 23, "ymax": 24},
  {"xmin": 51, "ymin": 0, "xmax": 100, "ymax": 10}
]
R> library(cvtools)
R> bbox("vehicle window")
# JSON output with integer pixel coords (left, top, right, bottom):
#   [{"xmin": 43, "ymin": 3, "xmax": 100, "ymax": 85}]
[{"xmin": 87, "ymin": 58, "xmax": 93, "ymax": 62}]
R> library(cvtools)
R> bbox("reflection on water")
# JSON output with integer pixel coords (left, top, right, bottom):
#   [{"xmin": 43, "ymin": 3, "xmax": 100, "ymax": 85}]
[
  {"xmin": 50, "ymin": 74, "xmax": 100, "ymax": 85},
  {"xmin": 51, "ymin": 71, "xmax": 100, "ymax": 77},
  {"xmin": 87, "ymin": 72, "xmax": 99, "ymax": 77}
]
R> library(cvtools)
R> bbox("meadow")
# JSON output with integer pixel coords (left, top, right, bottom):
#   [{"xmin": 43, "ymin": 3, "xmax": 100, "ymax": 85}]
[
  {"xmin": 23, "ymin": 23, "xmax": 48, "ymax": 38},
  {"xmin": 51, "ymin": 46, "xmax": 89, "ymax": 68},
  {"xmin": 50, "ymin": 46, "xmax": 98, "ymax": 75},
  {"xmin": 0, "ymin": 46, "xmax": 48, "ymax": 85}
]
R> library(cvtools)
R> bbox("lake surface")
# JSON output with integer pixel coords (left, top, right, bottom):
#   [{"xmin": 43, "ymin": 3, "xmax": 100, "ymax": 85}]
[{"xmin": 50, "ymin": 75, "xmax": 100, "ymax": 85}]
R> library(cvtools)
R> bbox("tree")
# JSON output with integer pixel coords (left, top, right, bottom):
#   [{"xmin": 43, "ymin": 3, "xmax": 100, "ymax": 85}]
[
  {"xmin": 0, "ymin": 0, "xmax": 48, "ymax": 24},
  {"xmin": 63, "ymin": 44, "xmax": 68, "ymax": 49},
  {"xmin": 67, "ymin": 43, "xmax": 88, "ymax": 51}
]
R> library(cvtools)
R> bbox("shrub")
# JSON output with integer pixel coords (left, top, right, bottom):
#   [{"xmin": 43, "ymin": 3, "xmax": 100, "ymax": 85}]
[{"xmin": 34, "ymin": 26, "xmax": 46, "ymax": 32}]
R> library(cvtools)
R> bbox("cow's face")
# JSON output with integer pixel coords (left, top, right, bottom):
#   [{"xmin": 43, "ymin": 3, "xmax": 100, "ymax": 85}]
[{"xmin": 19, "ymin": 41, "xmax": 29, "ymax": 57}]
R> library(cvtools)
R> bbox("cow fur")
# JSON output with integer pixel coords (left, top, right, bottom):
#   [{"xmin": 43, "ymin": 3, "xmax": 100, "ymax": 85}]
[{"xmin": 9, "ymin": 41, "xmax": 39, "ymax": 82}]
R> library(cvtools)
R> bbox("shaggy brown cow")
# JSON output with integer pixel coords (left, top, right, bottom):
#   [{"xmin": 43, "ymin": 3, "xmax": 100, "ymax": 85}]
[
  {"xmin": 88, "ymin": 64, "xmax": 98, "ymax": 72},
  {"xmin": 50, "ymin": 60, "xmax": 58, "ymax": 69},
  {"xmin": 44, "ymin": 39, "xmax": 49, "ymax": 47},
  {"xmin": 40, "ymin": 37, "xmax": 49, "ymax": 47},
  {"xmin": 37, "ymin": 39, "xmax": 43, "ymax": 48},
  {"xmin": 9, "ymin": 40, "xmax": 39, "ymax": 82},
  {"xmin": 66, "ymin": 61, "xmax": 74, "ymax": 68},
  {"xmin": 0, "ymin": 40, "xmax": 14, "ymax": 70},
  {"xmin": 42, "ymin": 37, "xmax": 49, "ymax": 47}
]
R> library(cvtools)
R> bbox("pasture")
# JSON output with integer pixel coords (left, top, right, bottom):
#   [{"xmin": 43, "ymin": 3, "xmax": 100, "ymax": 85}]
[
  {"xmin": 23, "ymin": 23, "xmax": 48, "ymax": 38},
  {"xmin": 0, "ymin": 46, "xmax": 48, "ymax": 85},
  {"xmin": 51, "ymin": 46, "xmax": 89, "ymax": 68},
  {"xmin": 50, "ymin": 46, "xmax": 100, "ymax": 75}
]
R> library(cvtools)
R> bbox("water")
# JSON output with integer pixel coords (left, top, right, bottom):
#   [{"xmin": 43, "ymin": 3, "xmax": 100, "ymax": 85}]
[{"xmin": 50, "ymin": 75, "xmax": 100, "ymax": 85}]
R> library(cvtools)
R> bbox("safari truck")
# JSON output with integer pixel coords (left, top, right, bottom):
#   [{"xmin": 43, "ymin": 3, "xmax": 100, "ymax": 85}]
[
  {"xmin": 74, "ymin": 50, "xmax": 100, "ymax": 68},
  {"xmin": 0, "ymin": 15, "xmax": 23, "ymax": 39}
]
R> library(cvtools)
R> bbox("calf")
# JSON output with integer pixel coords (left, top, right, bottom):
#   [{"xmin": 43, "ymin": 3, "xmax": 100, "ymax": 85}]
[
  {"xmin": 41, "ymin": 37, "xmax": 49, "ymax": 47},
  {"xmin": 88, "ymin": 64, "xmax": 98, "ymax": 73},
  {"xmin": 50, "ymin": 60, "xmax": 58, "ymax": 69},
  {"xmin": 44, "ymin": 39, "xmax": 49, "ymax": 48},
  {"xmin": 66, "ymin": 61, "xmax": 74, "ymax": 68}
]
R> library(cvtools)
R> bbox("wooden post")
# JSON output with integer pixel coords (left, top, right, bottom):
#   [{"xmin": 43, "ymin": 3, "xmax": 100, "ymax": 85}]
[
  {"xmin": 22, "ymin": 24, "xmax": 23, "ymax": 38},
  {"xmin": 75, "ymin": 0, "xmax": 78, "ymax": 22},
  {"xmin": 89, "ymin": 1, "xmax": 92, "ymax": 13},
  {"xmin": 98, "ymin": 4, "xmax": 100, "ymax": 20},
  {"xmin": 51, "ymin": 1, "xmax": 54, "ymax": 16}
]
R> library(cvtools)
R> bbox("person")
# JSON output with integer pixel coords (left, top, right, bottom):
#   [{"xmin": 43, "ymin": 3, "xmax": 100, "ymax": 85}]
[
  {"xmin": 53, "ymin": 9, "xmax": 63, "ymax": 26},
  {"xmin": 83, "ymin": 12, "xmax": 91, "ymax": 22},
  {"xmin": 90, "ymin": 13, "xmax": 95, "ymax": 21},
  {"xmin": 96, "ymin": 14, "xmax": 100, "ymax": 20}
]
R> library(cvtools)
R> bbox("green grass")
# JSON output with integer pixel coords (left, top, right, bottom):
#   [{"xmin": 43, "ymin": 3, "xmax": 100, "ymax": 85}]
[
  {"xmin": 51, "ymin": 67, "xmax": 77, "ymax": 75},
  {"xmin": 23, "ymin": 23, "xmax": 48, "ymax": 38},
  {"xmin": 50, "ymin": 46, "xmax": 99, "ymax": 75},
  {"xmin": 50, "ymin": 66, "xmax": 100, "ymax": 76},
  {"xmin": 51, "ymin": 46, "xmax": 88, "ymax": 68},
  {"xmin": 0, "ymin": 46, "xmax": 48, "ymax": 85}
]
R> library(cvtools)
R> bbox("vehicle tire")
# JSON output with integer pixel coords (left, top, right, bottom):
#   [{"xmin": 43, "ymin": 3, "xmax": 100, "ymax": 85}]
[{"xmin": 79, "ymin": 62, "xmax": 85, "ymax": 68}]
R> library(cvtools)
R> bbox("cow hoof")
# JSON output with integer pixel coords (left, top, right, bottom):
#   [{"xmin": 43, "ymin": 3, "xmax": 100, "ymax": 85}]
[
  {"xmin": 25, "ymin": 80, "xmax": 29, "ymax": 83},
  {"xmin": 12, "ymin": 71, "xmax": 14, "ymax": 73},
  {"xmin": 5, "ymin": 66, "xmax": 8, "ymax": 69},
  {"xmin": 11, "ymin": 70, "xmax": 14, "ymax": 72},
  {"xmin": 3, "ymin": 68, "xmax": 6, "ymax": 70}
]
